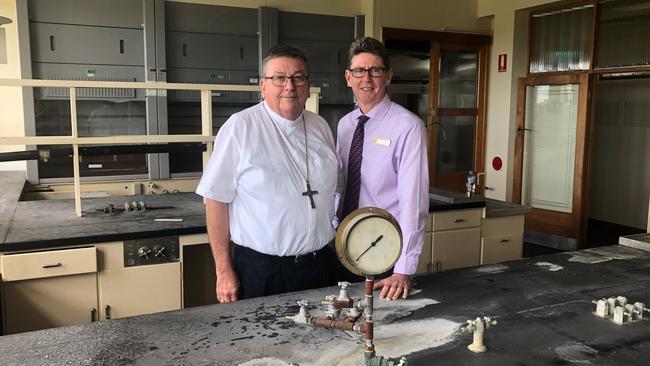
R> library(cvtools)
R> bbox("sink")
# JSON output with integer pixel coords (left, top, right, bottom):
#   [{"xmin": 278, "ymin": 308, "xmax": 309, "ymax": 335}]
[{"xmin": 429, "ymin": 187, "xmax": 485, "ymax": 204}]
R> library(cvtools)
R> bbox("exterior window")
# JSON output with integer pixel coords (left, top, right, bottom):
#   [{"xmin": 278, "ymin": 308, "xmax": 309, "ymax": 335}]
[
  {"xmin": 530, "ymin": 5, "xmax": 593, "ymax": 73},
  {"xmin": 596, "ymin": 0, "xmax": 650, "ymax": 68}
]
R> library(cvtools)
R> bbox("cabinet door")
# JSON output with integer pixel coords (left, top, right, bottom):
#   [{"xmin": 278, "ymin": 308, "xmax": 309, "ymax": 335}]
[
  {"xmin": 480, "ymin": 235, "xmax": 523, "ymax": 265},
  {"xmin": 4, "ymin": 274, "xmax": 98, "ymax": 334},
  {"xmin": 432, "ymin": 227, "xmax": 481, "ymax": 271},
  {"xmin": 30, "ymin": 23, "xmax": 144, "ymax": 66},
  {"xmin": 98, "ymin": 262, "xmax": 181, "ymax": 320},
  {"xmin": 415, "ymin": 233, "xmax": 433, "ymax": 275}
]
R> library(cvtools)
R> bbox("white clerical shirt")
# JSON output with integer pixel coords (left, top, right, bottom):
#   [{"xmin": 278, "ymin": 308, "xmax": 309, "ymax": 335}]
[{"xmin": 196, "ymin": 102, "xmax": 337, "ymax": 256}]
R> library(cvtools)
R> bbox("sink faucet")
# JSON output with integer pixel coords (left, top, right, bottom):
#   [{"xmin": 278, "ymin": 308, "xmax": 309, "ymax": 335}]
[{"xmin": 466, "ymin": 170, "xmax": 476, "ymax": 197}]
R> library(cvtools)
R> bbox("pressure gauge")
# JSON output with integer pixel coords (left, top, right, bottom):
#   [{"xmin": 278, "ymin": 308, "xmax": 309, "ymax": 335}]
[{"xmin": 335, "ymin": 207, "xmax": 402, "ymax": 276}]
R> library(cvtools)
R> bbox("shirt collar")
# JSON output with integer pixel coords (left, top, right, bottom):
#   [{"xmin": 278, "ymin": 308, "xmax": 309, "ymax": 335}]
[
  {"xmin": 263, "ymin": 101, "xmax": 303, "ymax": 127},
  {"xmin": 354, "ymin": 95, "xmax": 391, "ymax": 123}
]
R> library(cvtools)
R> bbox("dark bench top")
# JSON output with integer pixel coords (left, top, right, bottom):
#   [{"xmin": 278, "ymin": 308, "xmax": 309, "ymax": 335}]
[{"xmin": 0, "ymin": 245, "xmax": 648, "ymax": 365}]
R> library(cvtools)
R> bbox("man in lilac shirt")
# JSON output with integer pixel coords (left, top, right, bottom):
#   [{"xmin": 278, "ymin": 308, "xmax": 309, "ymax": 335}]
[{"xmin": 336, "ymin": 37, "xmax": 429, "ymax": 300}]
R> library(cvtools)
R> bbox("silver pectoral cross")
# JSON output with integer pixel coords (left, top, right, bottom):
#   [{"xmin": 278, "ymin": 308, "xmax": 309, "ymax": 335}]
[{"xmin": 302, "ymin": 180, "xmax": 318, "ymax": 209}]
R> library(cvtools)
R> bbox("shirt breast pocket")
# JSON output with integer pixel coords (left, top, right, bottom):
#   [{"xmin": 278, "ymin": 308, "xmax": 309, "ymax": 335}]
[{"xmin": 311, "ymin": 157, "xmax": 337, "ymax": 194}]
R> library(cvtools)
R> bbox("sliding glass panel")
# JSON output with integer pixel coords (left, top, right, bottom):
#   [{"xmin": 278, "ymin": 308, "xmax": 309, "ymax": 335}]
[
  {"xmin": 596, "ymin": 0, "xmax": 650, "ymax": 68},
  {"xmin": 436, "ymin": 116, "xmax": 475, "ymax": 173},
  {"xmin": 529, "ymin": 5, "xmax": 593, "ymax": 73},
  {"xmin": 34, "ymin": 91, "xmax": 148, "ymax": 179},
  {"xmin": 438, "ymin": 50, "xmax": 477, "ymax": 108},
  {"xmin": 167, "ymin": 100, "xmax": 244, "ymax": 175},
  {"xmin": 522, "ymin": 84, "xmax": 579, "ymax": 213}
]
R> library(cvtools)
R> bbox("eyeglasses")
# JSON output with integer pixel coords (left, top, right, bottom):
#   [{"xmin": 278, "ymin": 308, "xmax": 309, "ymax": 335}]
[
  {"xmin": 263, "ymin": 75, "xmax": 309, "ymax": 87},
  {"xmin": 348, "ymin": 67, "xmax": 387, "ymax": 78}
]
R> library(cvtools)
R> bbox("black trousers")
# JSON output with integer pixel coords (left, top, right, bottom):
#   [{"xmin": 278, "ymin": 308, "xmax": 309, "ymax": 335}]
[
  {"xmin": 232, "ymin": 244, "xmax": 337, "ymax": 300},
  {"xmin": 334, "ymin": 260, "xmax": 394, "ymax": 283}
]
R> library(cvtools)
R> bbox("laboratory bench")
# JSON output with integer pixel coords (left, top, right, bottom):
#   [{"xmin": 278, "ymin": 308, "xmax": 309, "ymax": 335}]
[
  {"xmin": 0, "ymin": 244, "xmax": 648, "ymax": 365},
  {"xmin": 0, "ymin": 170, "xmax": 527, "ymax": 335}
]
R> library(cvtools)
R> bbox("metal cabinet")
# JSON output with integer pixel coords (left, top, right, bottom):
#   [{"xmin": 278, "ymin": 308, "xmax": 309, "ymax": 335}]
[
  {"xmin": 166, "ymin": 33, "xmax": 258, "ymax": 70},
  {"xmin": 30, "ymin": 23, "xmax": 144, "ymax": 66},
  {"xmin": 278, "ymin": 11, "xmax": 355, "ymax": 105},
  {"xmin": 1, "ymin": 247, "xmax": 98, "ymax": 334},
  {"xmin": 28, "ymin": 0, "xmax": 143, "ymax": 28}
]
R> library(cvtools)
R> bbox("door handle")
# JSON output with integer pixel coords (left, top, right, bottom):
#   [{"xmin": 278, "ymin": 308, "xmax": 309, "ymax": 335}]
[
  {"xmin": 517, "ymin": 127, "xmax": 531, "ymax": 133},
  {"xmin": 90, "ymin": 308, "xmax": 97, "ymax": 322},
  {"xmin": 105, "ymin": 305, "xmax": 112, "ymax": 320}
]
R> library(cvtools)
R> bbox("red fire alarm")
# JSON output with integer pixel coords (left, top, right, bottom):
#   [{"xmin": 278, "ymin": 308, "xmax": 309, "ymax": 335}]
[
  {"xmin": 492, "ymin": 157, "xmax": 503, "ymax": 171},
  {"xmin": 498, "ymin": 54, "xmax": 507, "ymax": 72}
]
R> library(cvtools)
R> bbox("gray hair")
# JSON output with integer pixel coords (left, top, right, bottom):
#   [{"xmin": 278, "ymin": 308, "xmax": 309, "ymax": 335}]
[
  {"xmin": 261, "ymin": 45, "xmax": 310, "ymax": 76},
  {"xmin": 348, "ymin": 37, "xmax": 390, "ymax": 69}
]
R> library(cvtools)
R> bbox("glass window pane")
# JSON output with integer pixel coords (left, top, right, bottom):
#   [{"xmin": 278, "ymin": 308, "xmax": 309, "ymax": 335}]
[
  {"xmin": 34, "ymin": 93, "xmax": 148, "ymax": 179},
  {"xmin": 522, "ymin": 84, "xmax": 579, "ymax": 213},
  {"xmin": 596, "ymin": 0, "xmax": 650, "ymax": 68},
  {"xmin": 438, "ymin": 50, "xmax": 477, "ymax": 108},
  {"xmin": 167, "ymin": 100, "xmax": 245, "ymax": 175},
  {"xmin": 529, "ymin": 5, "xmax": 593, "ymax": 72},
  {"xmin": 436, "ymin": 116, "xmax": 475, "ymax": 173}
]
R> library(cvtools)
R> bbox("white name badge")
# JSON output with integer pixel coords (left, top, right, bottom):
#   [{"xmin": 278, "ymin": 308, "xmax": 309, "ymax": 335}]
[{"xmin": 374, "ymin": 137, "xmax": 391, "ymax": 146}]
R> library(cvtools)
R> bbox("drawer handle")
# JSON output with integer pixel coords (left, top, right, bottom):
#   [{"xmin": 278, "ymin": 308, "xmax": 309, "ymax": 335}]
[
  {"xmin": 42, "ymin": 262, "xmax": 62, "ymax": 268},
  {"xmin": 453, "ymin": 219, "xmax": 466, "ymax": 223},
  {"xmin": 499, "ymin": 239, "xmax": 510, "ymax": 243}
]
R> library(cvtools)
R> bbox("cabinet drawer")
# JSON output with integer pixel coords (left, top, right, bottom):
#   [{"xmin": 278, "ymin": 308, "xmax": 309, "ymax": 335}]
[
  {"xmin": 415, "ymin": 233, "xmax": 433, "ymax": 275},
  {"xmin": 480, "ymin": 235, "xmax": 523, "ymax": 265},
  {"xmin": 2, "ymin": 247, "xmax": 97, "ymax": 282},
  {"xmin": 432, "ymin": 227, "xmax": 481, "ymax": 271},
  {"xmin": 481, "ymin": 215, "xmax": 524, "ymax": 238},
  {"xmin": 432, "ymin": 208, "xmax": 482, "ymax": 231}
]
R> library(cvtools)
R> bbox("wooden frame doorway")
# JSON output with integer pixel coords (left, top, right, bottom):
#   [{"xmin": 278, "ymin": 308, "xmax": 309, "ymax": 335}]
[
  {"xmin": 383, "ymin": 28, "xmax": 491, "ymax": 193},
  {"xmin": 513, "ymin": 73, "xmax": 593, "ymax": 248}
]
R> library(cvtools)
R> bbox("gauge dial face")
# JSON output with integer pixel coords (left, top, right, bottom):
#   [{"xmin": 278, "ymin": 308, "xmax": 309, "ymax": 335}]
[{"xmin": 336, "ymin": 208, "xmax": 403, "ymax": 276}]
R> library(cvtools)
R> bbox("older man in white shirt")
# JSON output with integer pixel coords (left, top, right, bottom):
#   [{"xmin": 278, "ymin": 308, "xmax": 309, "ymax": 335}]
[{"xmin": 196, "ymin": 45, "xmax": 338, "ymax": 303}]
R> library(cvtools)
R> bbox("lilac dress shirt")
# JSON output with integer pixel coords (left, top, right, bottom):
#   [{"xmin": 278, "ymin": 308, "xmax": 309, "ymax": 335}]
[{"xmin": 336, "ymin": 95, "xmax": 429, "ymax": 275}]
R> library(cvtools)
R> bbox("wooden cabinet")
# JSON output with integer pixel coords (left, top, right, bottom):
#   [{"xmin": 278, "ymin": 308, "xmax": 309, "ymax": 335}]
[
  {"xmin": 433, "ymin": 227, "xmax": 481, "ymax": 271},
  {"xmin": 480, "ymin": 215, "xmax": 524, "ymax": 265},
  {"xmin": 1, "ymin": 241, "xmax": 184, "ymax": 334},
  {"xmin": 416, "ymin": 232, "xmax": 432, "ymax": 274},
  {"xmin": 98, "ymin": 263, "xmax": 181, "ymax": 320},
  {"xmin": 416, "ymin": 208, "xmax": 482, "ymax": 274},
  {"xmin": 1, "ymin": 247, "xmax": 98, "ymax": 334}
]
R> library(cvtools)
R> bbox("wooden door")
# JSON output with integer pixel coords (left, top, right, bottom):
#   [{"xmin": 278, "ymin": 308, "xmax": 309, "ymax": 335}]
[
  {"xmin": 4, "ymin": 274, "xmax": 98, "ymax": 334},
  {"xmin": 98, "ymin": 262, "xmax": 181, "ymax": 320},
  {"xmin": 513, "ymin": 73, "xmax": 592, "ymax": 248},
  {"xmin": 429, "ymin": 43, "xmax": 489, "ymax": 193}
]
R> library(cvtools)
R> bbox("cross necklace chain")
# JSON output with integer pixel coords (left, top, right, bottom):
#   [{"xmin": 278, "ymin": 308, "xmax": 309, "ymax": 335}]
[{"xmin": 263, "ymin": 106, "xmax": 318, "ymax": 209}]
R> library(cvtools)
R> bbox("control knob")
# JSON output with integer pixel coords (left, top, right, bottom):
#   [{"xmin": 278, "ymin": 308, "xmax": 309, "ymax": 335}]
[
  {"xmin": 153, "ymin": 244, "xmax": 166, "ymax": 258},
  {"xmin": 138, "ymin": 246, "xmax": 152, "ymax": 259}
]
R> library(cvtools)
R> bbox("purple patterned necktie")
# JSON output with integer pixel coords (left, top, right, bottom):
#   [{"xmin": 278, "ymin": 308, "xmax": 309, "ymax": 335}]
[{"xmin": 342, "ymin": 115, "xmax": 369, "ymax": 219}]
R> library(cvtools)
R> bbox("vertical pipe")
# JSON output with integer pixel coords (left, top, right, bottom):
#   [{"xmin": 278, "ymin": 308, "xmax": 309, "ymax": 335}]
[
  {"xmin": 201, "ymin": 89, "xmax": 213, "ymax": 170},
  {"xmin": 364, "ymin": 277, "xmax": 375, "ymax": 352},
  {"xmin": 69, "ymin": 87, "xmax": 82, "ymax": 217}
]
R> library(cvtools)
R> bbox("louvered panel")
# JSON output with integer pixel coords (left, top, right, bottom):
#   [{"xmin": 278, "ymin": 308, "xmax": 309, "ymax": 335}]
[{"xmin": 43, "ymin": 77, "xmax": 136, "ymax": 99}]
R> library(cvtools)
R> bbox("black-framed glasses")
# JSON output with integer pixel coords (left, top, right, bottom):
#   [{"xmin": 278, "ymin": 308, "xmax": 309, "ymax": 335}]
[
  {"xmin": 348, "ymin": 67, "xmax": 387, "ymax": 78},
  {"xmin": 263, "ymin": 75, "xmax": 309, "ymax": 87}
]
